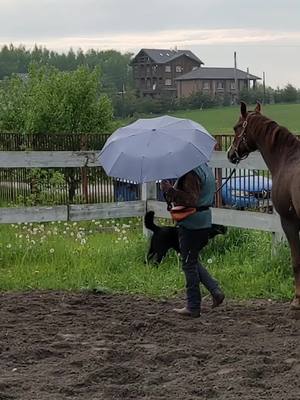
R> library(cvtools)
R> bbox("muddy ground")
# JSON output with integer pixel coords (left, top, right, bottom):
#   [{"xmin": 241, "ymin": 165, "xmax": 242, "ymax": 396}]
[{"xmin": 0, "ymin": 291, "xmax": 299, "ymax": 400}]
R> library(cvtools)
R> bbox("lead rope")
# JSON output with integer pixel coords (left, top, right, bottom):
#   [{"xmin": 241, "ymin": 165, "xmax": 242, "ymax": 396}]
[
  {"xmin": 215, "ymin": 156, "xmax": 240, "ymax": 194},
  {"xmin": 215, "ymin": 167, "xmax": 236, "ymax": 194}
]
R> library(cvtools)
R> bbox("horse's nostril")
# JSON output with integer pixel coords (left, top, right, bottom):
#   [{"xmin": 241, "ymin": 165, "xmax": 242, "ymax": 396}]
[
  {"xmin": 228, "ymin": 153, "xmax": 237, "ymax": 164},
  {"xmin": 227, "ymin": 153, "xmax": 234, "ymax": 162}
]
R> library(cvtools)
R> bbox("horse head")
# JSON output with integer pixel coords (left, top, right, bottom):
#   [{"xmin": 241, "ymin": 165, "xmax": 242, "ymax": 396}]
[{"xmin": 227, "ymin": 102, "xmax": 261, "ymax": 164}]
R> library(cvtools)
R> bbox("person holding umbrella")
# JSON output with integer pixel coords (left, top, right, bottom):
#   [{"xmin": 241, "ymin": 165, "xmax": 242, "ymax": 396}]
[
  {"xmin": 100, "ymin": 115, "xmax": 225, "ymax": 317},
  {"xmin": 161, "ymin": 163, "xmax": 225, "ymax": 318}
]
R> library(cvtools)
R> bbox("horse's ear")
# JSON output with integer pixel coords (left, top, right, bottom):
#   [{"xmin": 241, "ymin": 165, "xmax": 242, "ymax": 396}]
[
  {"xmin": 255, "ymin": 102, "xmax": 261, "ymax": 113},
  {"xmin": 240, "ymin": 102, "xmax": 247, "ymax": 118}
]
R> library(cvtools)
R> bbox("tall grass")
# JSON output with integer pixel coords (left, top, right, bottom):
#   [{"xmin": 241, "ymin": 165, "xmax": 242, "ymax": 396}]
[{"xmin": 0, "ymin": 218, "xmax": 293, "ymax": 300}]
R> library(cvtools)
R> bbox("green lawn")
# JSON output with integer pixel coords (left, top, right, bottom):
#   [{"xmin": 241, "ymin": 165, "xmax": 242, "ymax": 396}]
[
  {"xmin": 173, "ymin": 103, "xmax": 300, "ymax": 134},
  {"xmin": 0, "ymin": 218, "xmax": 293, "ymax": 300}
]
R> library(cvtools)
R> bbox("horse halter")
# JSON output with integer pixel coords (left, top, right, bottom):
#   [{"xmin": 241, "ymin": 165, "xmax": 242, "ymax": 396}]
[{"xmin": 231, "ymin": 118, "xmax": 253, "ymax": 161}]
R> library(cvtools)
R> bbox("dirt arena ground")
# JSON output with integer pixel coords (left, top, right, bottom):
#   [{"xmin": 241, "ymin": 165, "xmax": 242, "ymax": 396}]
[{"xmin": 0, "ymin": 291, "xmax": 299, "ymax": 400}]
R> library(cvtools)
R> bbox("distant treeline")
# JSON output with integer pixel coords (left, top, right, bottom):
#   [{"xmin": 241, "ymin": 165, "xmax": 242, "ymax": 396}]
[
  {"xmin": 0, "ymin": 44, "xmax": 134, "ymax": 94},
  {"xmin": 0, "ymin": 44, "xmax": 299, "ymax": 120},
  {"xmin": 113, "ymin": 83, "xmax": 300, "ymax": 118}
]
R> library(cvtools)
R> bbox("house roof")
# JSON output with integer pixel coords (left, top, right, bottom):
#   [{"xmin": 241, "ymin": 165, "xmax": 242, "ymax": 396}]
[
  {"xmin": 175, "ymin": 67, "xmax": 260, "ymax": 81},
  {"xmin": 134, "ymin": 49, "xmax": 203, "ymax": 65}
]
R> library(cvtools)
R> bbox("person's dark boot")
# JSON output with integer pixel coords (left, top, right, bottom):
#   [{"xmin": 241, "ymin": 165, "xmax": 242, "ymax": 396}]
[
  {"xmin": 173, "ymin": 307, "xmax": 200, "ymax": 318},
  {"xmin": 212, "ymin": 289, "xmax": 225, "ymax": 308}
]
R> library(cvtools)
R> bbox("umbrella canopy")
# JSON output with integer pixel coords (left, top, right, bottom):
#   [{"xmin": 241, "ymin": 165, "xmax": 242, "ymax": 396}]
[{"xmin": 99, "ymin": 115, "xmax": 216, "ymax": 183}]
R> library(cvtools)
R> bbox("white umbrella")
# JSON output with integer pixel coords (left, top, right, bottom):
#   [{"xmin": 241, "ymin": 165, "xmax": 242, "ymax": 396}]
[{"xmin": 99, "ymin": 115, "xmax": 216, "ymax": 183}]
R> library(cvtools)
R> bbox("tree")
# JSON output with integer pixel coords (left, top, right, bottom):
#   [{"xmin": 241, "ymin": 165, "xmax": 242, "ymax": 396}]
[
  {"xmin": 282, "ymin": 83, "xmax": 298, "ymax": 103},
  {"xmin": 0, "ymin": 65, "xmax": 113, "ymax": 134},
  {"xmin": 0, "ymin": 65, "xmax": 114, "ymax": 204}
]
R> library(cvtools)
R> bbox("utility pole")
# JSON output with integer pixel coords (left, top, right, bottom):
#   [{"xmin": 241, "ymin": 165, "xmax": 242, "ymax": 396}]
[
  {"xmin": 234, "ymin": 51, "xmax": 238, "ymax": 103},
  {"xmin": 263, "ymin": 72, "xmax": 266, "ymax": 104},
  {"xmin": 247, "ymin": 67, "xmax": 250, "ymax": 90},
  {"xmin": 118, "ymin": 83, "xmax": 126, "ymax": 118}
]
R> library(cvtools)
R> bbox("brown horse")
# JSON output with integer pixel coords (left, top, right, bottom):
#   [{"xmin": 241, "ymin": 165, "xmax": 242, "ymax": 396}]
[{"xmin": 228, "ymin": 102, "xmax": 300, "ymax": 310}]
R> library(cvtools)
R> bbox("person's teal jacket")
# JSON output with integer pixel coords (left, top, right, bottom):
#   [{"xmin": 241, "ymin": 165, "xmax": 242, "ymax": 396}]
[{"xmin": 164, "ymin": 163, "xmax": 215, "ymax": 230}]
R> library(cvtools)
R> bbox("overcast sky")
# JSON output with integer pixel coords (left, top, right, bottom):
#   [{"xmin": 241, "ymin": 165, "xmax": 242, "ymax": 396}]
[{"xmin": 0, "ymin": 0, "xmax": 299, "ymax": 87}]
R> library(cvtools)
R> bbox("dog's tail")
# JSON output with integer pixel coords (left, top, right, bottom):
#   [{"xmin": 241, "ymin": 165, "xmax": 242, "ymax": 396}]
[{"xmin": 144, "ymin": 211, "xmax": 160, "ymax": 233}]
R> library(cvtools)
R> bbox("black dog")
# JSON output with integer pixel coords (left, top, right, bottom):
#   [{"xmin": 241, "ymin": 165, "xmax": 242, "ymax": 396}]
[{"xmin": 144, "ymin": 211, "xmax": 227, "ymax": 264}]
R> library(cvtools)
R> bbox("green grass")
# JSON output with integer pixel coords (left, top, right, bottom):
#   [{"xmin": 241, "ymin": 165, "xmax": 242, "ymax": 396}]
[
  {"xmin": 0, "ymin": 218, "xmax": 293, "ymax": 300},
  {"xmin": 172, "ymin": 103, "xmax": 300, "ymax": 134}
]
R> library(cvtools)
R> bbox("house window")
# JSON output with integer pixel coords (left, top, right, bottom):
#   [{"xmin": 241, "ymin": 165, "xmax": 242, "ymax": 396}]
[
  {"xmin": 217, "ymin": 81, "xmax": 224, "ymax": 89},
  {"xmin": 165, "ymin": 79, "xmax": 172, "ymax": 86},
  {"xmin": 165, "ymin": 65, "xmax": 171, "ymax": 72},
  {"xmin": 176, "ymin": 65, "xmax": 182, "ymax": 73},
  {"xmin": 230, "ymin": 82, "xmax": 236, "ymax": 90},
  {"xmin": 203, "ymin": 82, "xmax": 210, "ymax": 90}
]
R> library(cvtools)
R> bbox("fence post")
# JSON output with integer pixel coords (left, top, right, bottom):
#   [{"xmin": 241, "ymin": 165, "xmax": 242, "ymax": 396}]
[
  {"xmin": 80, "ymin": 134, "xmax": 89, "ymax": 203},
  {"xmin": 214, "ymin": 139, "xmax": 222, "ymax": 208},
  {"xmin": 142, "ymin": 182, "xmax": 157, "ymax": 237}
]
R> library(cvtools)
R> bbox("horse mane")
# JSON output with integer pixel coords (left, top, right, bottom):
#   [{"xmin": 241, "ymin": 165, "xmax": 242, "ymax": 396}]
[{"xmin": 248, "ymin": 112, "xmax": 299, "ymax": 151}]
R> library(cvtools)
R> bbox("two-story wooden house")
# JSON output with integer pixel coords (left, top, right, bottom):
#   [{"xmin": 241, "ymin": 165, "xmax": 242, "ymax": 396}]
[
  {"xmin": 176, "ymin": 67, "xmax": 260, "ymax": 102},
  {"xmin": 131, "ymin": 49, "xmax": 203, "ymax": 97}
]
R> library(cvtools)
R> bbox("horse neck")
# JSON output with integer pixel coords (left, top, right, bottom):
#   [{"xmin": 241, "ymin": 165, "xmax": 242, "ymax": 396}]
[{"xmin": 250, "ymin": 119, "xmax": 299, "ymax": 175}]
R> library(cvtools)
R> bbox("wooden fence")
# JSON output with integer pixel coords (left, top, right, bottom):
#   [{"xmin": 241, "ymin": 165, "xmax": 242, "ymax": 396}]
[
  {"xmin": 0, "ymin": 133, "xmax": 251, "ymax": 206},
  {"xmin": 0, "ymin": 150, "xmax": 284, "ymax": 241},
  {"xmin": 0, "ymin": 132, "xmax": 112, "ymax": 204}
]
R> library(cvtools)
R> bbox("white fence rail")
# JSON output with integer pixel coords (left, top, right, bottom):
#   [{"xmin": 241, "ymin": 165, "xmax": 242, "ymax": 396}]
[
  {"xmin": 0, "ymin": 202, "xmax": 145, "ymax": 224},
  {"xmin": 0, "ymin": 150, "xmax": 268, "ymax": 170},
  {"xmin": 0, "ymin": 150, "xmax": 283, "ymax": 237},
  {"xmin": 0, "ymin": 200, "xmax": 283, "ymax": 234},
  {"xmin": 147, "ymin": 200, "xmax": 283, "ymax": 233}
]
